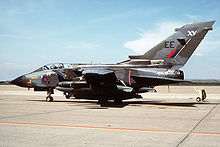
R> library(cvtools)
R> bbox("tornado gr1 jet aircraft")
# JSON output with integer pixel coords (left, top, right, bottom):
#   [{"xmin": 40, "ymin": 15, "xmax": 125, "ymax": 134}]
[{"xmin": 10, "ymin": 21, "xmax": 215, "ymax": 106}]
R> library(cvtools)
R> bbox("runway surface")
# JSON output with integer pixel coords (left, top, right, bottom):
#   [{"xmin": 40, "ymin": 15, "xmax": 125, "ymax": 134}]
[{"xmin": 0, "ymin": 85, "xmax": 220, "ymax": 146}]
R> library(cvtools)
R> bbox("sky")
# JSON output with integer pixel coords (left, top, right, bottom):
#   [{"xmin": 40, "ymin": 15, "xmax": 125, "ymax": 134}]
[{"xmin": 0, "ymin": 0, "xmax": 220, "ymax": 80}]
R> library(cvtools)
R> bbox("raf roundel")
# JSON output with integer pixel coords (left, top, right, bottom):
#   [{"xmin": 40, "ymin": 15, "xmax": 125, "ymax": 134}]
[{"xmin": 42, "ymin": 75, "xmax": 49, "ymax": 83}]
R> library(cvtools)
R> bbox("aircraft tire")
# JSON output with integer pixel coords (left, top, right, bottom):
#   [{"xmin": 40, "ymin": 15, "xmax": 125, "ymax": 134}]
[
  {"xmin": 46, "ymin": 96, "xmax": 54, "ymax": 102},
  {"xmin": 65, "ymin": 95, "xmax": 71, "ymax": 99},
  {"xmin": 99, "ymin": 98, "xmax": 108, "ymax": 107},
  {"xmin": 114, "ymin": 99, "xmax": 122, "ymax": 104},
  {"xmin": 196, "ymin": 97, "xmax": 201, "ymax": 102}
]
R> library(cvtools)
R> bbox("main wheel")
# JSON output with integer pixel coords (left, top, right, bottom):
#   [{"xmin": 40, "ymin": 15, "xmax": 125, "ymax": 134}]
[
  {"xmin": 114, "ymin": 99, "xmax": 122, "ymax": 105},
  {"xmin": 65, "ymin": 93, "xmax": 71, "ymax": 99},
  {"xmin": 99, "ymin": 98, "xmax": 108, "ymax": 107},
  {"xmin": 196, "ymin": 97, "xmax": 201, "ymax": 102},
  {"xmin": 46, "ymin": 96, "xmax": 54, "ymax": 102}
]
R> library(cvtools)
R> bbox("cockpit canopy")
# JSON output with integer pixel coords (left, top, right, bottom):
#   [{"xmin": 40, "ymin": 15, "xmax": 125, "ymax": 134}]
[{"xmin": 33, "ymin": 63, "xmax": 72, "ymax": 72}]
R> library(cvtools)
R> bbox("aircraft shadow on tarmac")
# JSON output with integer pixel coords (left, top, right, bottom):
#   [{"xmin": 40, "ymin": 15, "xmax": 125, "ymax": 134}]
[{"xmin": 27, "ymin": 99, "xmax": 217, "ymax": 108}]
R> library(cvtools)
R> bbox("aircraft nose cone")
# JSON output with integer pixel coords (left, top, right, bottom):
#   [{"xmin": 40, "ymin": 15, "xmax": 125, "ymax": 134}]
[{"xmin": 10, "ymin": 75, "xmax": 27, "ymax": 87}]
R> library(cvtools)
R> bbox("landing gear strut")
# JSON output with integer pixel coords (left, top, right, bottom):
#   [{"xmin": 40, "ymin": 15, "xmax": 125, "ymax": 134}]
[
  {"xmin": 46, "ymin": 89, "xmax": 54, "ymax": 102},
  {"xmin": 98, "ymin": 97, "xmax": 108, "ymax": 107},
  {"xmin": 114, "ymin": 98, "xmax": 122, "ymax": 105},
  {"xmin": 194, "ymin": 88, "xmax": 207, "ymax": 102},
  {"xmin": 98, "ymin": 97, "xmax": 123, "ymax": 106}
]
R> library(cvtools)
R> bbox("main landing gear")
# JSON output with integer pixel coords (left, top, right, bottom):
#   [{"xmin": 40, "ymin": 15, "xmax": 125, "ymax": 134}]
[
  {"xmin": 46, "ymin": 89, "xmax": 54, "ymax": 102},
  {"xmin": 194, "ymin": 88, "xmax": 207, "ymax": 102},
  {"xmin": 98, "ymin": 97, "xmax": 123, "ymax": 107},
  {"xmin": 114, "ymin": 98, "xmax": 122, "ymax": 105},
  {"xmin": 63, "ymin": 92, "xmax": 72, "ymax": 99},
  {"xmin": 98, "ymin": 97, "xmax": 108, "ymax": 107}
]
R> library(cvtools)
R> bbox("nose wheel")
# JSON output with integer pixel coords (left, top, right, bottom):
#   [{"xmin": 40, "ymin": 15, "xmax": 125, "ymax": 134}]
[{"xmin": 46, "ymin": 89, "xmax": 54, "ymax": 102}]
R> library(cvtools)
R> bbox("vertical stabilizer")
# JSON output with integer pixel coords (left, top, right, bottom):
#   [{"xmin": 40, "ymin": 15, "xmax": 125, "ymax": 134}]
[{"xmin": 128, "ymin": 21, "xmax": 215, "ymax": 69}]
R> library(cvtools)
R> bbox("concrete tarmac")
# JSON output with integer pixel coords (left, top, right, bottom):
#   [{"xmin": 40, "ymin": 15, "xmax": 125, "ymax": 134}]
[{"xmin": 0, "ymin": 85, "xmax": 220, "ymax": 146}]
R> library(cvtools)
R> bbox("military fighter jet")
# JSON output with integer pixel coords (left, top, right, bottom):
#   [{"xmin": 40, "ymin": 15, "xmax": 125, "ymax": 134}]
[{"xmin": 10, "ymin": 21, "xmax": 215, "ymax": 106}]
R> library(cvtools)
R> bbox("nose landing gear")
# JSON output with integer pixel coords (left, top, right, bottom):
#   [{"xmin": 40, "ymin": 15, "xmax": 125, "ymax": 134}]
[{"xmin": 46, "ymin": 89, "xmax": 54, "ymax": 102}]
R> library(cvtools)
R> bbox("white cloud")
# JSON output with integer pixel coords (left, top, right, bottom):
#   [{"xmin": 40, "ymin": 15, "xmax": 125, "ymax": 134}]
[
  {"xmin": 0, "ymin": 34, "xmax": 22, "ymax": 38},
  {"xmin": 197, "ymin": 40, "xmax": 220, "ymax": 52},
  {"xmin": 184, "ymin": 14, "xmax": 199, "ymax": 20},
  {"xmin": 0, "ymin": 33, "xmax": 33, "ymax": 40},
  {"xmin": 195, "ymin": 53, "xmax": 203, "ymax": 57},
  {"xmin": 66, "ymin": 42, "xmax": 100, "ymax": 49},
  {"xmin": 0, "ymin": 63, "xmax": 32, "ymax": 80},
  {"xmin": 1, "ymin": 63, "xmax": 32, "ymax": 70},
  {"xmin": 193, "ymin": 26, "xmax": 220, "ymax": 56},
  {"xmin": 8, "ymin": 9, "xmax": 23, "ymax": 15},
  {"xmin": 124, "ymin": 20, "xmax": 220, "ymax": 58},
  {"xmin": 124, "ymin": 21, "xmax": 185, "ymax": 54}
]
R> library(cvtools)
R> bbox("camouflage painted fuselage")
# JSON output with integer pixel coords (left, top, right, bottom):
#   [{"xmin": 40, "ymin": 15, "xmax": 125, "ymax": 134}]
[{"xmin": 10, "ymin": 21, "xmax": 215, "ymax": 103}]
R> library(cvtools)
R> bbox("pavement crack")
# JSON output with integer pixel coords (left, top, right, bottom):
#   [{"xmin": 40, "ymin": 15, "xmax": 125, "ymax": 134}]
[{"xmin": 176, "ymin": 103, "xmax": 219, "ymax": 147}]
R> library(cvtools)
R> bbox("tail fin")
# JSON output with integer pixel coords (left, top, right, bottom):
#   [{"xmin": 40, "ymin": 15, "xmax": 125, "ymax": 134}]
[{"xmin": 128, "ymin": 21, "xmax": 215, "ymax": 69}]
